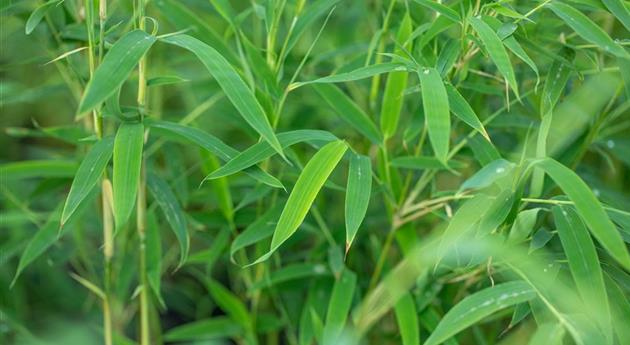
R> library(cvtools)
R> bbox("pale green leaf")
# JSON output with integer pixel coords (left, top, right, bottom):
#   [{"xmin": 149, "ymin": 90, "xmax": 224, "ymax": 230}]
[
  {"xmin": 425, "ymin": 281, "xmax": 535, "ymax": 345},
  {"xmin": 469, "ymin": 16, "xmax": 519, "ymax": 97},
  {"xmin": 113, "ymin": 122, "xmax": 144, "ymax": 228},
  {"xmin": 536, "ymin": 158, "xmax": 630, "ymax": 269},
  {"xmin": 394, "ymin": 293, "xmax": 420, "ymax": 345},
  {"xmin": 322, "ymin": 269, "xmax": 357, "ymax": 344},
  {"xmin": 147, "ymin": 172, "xmax": 188, "ymax": 267},
  {"xmin": 419, "ymin": 67, "xmax": 450, "ymax": 162},
  {"xmin": 313, "ymin": 84, "xmax": 382, "ymax": 144},
  {"xmin": 160, "ymin": 34, "xmax": 284, "ymax": 157},
  {"xmin": 345, "ymin": 153, "xmax": 372, "ymax": 254},
  {"xmin": 548, "ymin": 2, "xmax": 628, "ymax": 58},
  {"xmin": 79, "ymin": 30, "xmax": 156, "ymax": 114},
  {"xmin": 61, "ymin": 136, "xmax": 114, "ymax": 227}
]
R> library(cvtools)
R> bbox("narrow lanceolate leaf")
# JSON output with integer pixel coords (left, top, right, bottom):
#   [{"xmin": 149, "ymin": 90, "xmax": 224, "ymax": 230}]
[
  {"xmin": 425, "ymin": 281, "xmax": 536, "ymax": 345},
  {"xmin": 206, "ymin": 280, "xmax": 255, "ymax": 342},
  {"xmin": 78, "ymin": 30, "xmax": 156, "ymax": 114},
  {"xmin": 113, "ymin": 122, "xmax": 144, "ymax": 228},
  {"xmin": 380, "ymin": 13, "xmax": 413, "ymax": 140},
  {"xmin": 602, "ymin": 0, "xmax": 630, "ymax": 31},
  {"xmin": 322, "ymin": 269, "xmax": 357, "ymax": 344},
  {"xmin": 25, "ymin": 0, "xmax": 62, "ymax": 35},
  {"xmin": 419, "ymin": 67, "xmax": 450, "ymax": 162},
  {"xmin": 528, "ymin": 323, "xmax": 565, "ymax": 345},
  {"xmin": 540, "ymin": 49, "xmax": 575, "ymax": 116},
  {"xmin": 147, "ymin": 172, "xmax": 189, "ymax": 267},
  {"xmin": 553, "ymin": 206, "xmax": 611, "ymax": 340},
  {"xmin": 344, "ymin": 154, "xmax": 372, "ymax": 254},
  {"xmin": 248, "ymin": 141, "xmax": 348, "ymax": 266},
  {"xmin": 445, "ymin": 84, "xmax": 489, "ymax": 140},
  {"xmin": 292, "ymin": 63, "xmax": 407, "ymax": 89},
  {"xmin": 148, "ymin": 120, "xmax": 283, "ymax": 189},
  {"xmin": 394, "ymin": 293, "xmax": 420, "ymax": 345},
  {"xmin": 61, "ymin": 136, "xmax": 114, "ymax": 227},
  {"xmin": 160, "ymin": 34, "xmax": 284, "ymax": 157},
  {"xmin": 390, "ymin": 156, "xmax": 463, "ymax": 170},
  {"xmin": 164, "ymin": 317, "xmax": 242, "ymax": 342},
  {"xmin": 313, "ymin": 84, "xmax": 382, "ymax": 144},
  {"xmin": 205, "ymin": 130, "xmax": 337, "ymax": 180},
  {"xmin": 536, "ymin": 158, "xmax": 630, "ymax": 269},
  {"xmin": 413, "ymin": 0, "xmax": 461, "ymax": 23},
  {"xmin": 469, "ymin": 16, "xmax": 519, "ymax": 97},
  {"xmin": 0, "ymin": 160, "xmax": 77, "ymax": 180},
  {"xmin": 548, "ymin": 2, "xmax": 628, "ymax": 58}
]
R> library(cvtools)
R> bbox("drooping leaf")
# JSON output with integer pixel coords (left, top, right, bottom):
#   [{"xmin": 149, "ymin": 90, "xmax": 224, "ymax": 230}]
[
  {"xmin": 322, "ymin": 269, "xmax": 357, "ymax": 344},
  {"xmin": 148, "ymin": 120, "xmax": 283, "ymax": 189},
  {"xmin": 445, "ymin": 84, "xmax": 490, "ymax": 141},
  {"xmin": 344, "ymin": 153, "xmax": 372, "ymax": 254},
  {"xmin": 536, "ymin": 158, "xmax": 630, "ymax": 269},
  {"xmin": 413, "ymin": 0, "xmax": 461, "ymax": 23},
  {"xmin": 160, "ymin": 34, "xmax": 284, "ymax": 157},
  {"xmin": 0, "ymin": 160, "xmax": 77, "ymax": 180},
  {"xmin": 380, "ymin": 13, "xmax": 413, "ymax": 140},
  {"xmin": 112, "ymin": 122, "xmax": 144, "ymax": 228},
  {"xmin": 164, "ymin": 317, "xmax": 242, "ymax": 342},
  {"xmin": 25, "ymin": 0, "xmax": 63, "ymax": 35},
  {"xmin": 247, "ymin": 140, "xmax": 348, "ymax": 266},
  {"xmin": 205, "ymin": 130, "xmax": 337, "ymax": 180},
  {"xmin": 147, "ymin": 172, "xmax": 188, "ymax": 267},
  {"xmin": 312, "ymin": 84, "xmax": 382, "ymax": 144},
  {"xmin": 553, "ymin": 206, "xmax": 611, "ymax": 339},
  {"xmin": 79, "ymin": 30, "xmax": 157, "ymax": 114},
  {"xmin": 394, "ymin": 293, "xmax": 420, "ymax": 345},
  {"xmin": 547, "ymin": 2, "xmax": 628, "ymax": 58},
  {"xmin": 425, "ymin": 281, "xmax": 536, "ymax": 345},
  {"xmin": 418, "ymin": 67, "xmax": 450, "ymax": 162},
  {"xmin": 61, "ymin": 136, "xmax": 114, "ymax": 227},
  {"xmin": 293, "ymin": 63, "xmax": 408, "ymax": 89},
  {"xmin": 469, "ymin": 16, "xmax": 519, "ymax": 97}
]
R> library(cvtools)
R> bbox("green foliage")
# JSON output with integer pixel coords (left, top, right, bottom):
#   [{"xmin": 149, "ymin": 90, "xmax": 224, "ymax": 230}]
[{"xmin": 3, "ymin": 1, "xmax": 629, "ymax": 345}]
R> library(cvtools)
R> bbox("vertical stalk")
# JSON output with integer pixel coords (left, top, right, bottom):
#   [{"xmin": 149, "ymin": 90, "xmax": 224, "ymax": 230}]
[
  {"xmin": 86, "ymin": 1, "xmax": 113, "ymax": 344},
  {"xmin": 135, "ymin": 1, "xmax": 150, "ymax": 344}
]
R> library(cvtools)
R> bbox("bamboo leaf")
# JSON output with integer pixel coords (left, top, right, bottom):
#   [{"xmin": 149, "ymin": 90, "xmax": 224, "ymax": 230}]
[
  {"xmin": 160, "ymin": 34, "xmax": 284, "ymax": 157},
  {"xmin": 394, "ymin": 293, "xmax": 420, "ymax": 345},
  {"xmin": 206, "ymin": 279, "xmax": 255, "ymax": 341},
  {"xmin": 113, "ymin": 122, "xmax": 144, "ymax": 228},
  {"xmin": 312, "ymin": 84, "xmax": 382, "ymax": 144},
  {"xmin": 413, "ymin": 0, "xmax": 461, "ymax": 23},
  {"xmin": 25, "ymin": 0, "xmax": 63, "ymax": 35},
  {"xmin": 344, "ymin": 153, "xmax": 372, "ymax": 254},
  {"xmin": 390, "ymin": 156, "xmax": 464, "ymax": 170},
  {"xmin": 380, "ymin": 13, "xmax": 413, "ymax": 139},
  {"xmin": 445, "ymin": 84, "xmax": 490, "ymax": 141},
  {"xmin": 164, "ymin": 317, "xmax": 242, "ymax": 342},
  {"xmin": 425, "ymin": 281, "xmax": 536, "ymax": 345},
  {"xmin": 548, "ymin": 2, "xmax": 628, "ymax": 58},
  {"xmin": 292, "ymin": 63, "xmax": 408, "ymax": 89},
  {"xmin": 205, "ymin": 130, "xmax": 338, "ymax": 180},
  {"xmin": 147, "ymin": 172, "xmax": 188, "ymax": 267},
  {"xmin": 0, "ymin": 160, "xmax": 77, "ymax": 180},
  {"xmin": 322, "ymin": 269, "xmax": 357, "ymax": 344},
  {"xmin": 553, "ymin": 206, "xmax": 611, "ymax": 340},
  {"xmin": 418, "ymin": 67, "xmax": 450, "ymax": 162},
  {"xmin": 469, "ymin": 16, "xmax": 519, "ymax": 97},
  {"xmin": 148, "ymin": 120, "xmax": 283, "ymax": 189},
  {"xmin": 602, "ymin": 0, "xmax": 630, "ymax": 32},
  {"xmin": 536, "ymin": 158, "xmax": 630, "ymax": 269},
  {"xmin": 527, "ymin": 323, "xmax": 565, "ymax": 345},
  {"xmin": 61, "ymin": 136, "xmax": 114, "ymax": 227},
  {"xmin": 79, "ymin": 30, "xmax": 156, "ymax": 114},
  {"xmin": 247, "ymin": 140, "xmax": 348, "ymax": 266}
]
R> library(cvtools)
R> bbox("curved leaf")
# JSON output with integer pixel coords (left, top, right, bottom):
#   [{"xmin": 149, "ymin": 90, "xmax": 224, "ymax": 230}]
[{"xmin": 345, "ymin": 153, "xmax": 372, "ymax": 254}]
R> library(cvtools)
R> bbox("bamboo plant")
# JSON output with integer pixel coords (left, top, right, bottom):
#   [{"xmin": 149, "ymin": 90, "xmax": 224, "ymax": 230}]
[{"xmin": 2, "ymin": 0, "xmax": 630, "ymax": 344}]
